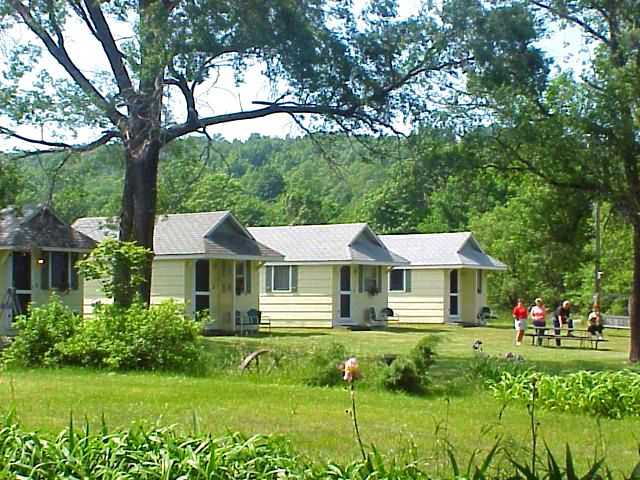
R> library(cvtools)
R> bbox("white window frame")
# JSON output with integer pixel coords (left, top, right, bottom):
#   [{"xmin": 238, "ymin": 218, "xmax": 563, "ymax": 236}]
[
  {"xmin": 362, "ymin": 265, "xmax": 378, "ymax": 293},
  {"xmin": 271, "ymin": 265, "xmax": 292, "ymax": 292},
  {"xmin": 193, "ymin": 260, "xmax": 210, "ymax": 316},
  {"xmin": 449, "ymin": 269, "xmax": 460, "ymax": 318},
  {"xmin": 389, "ymin": 268, "xmax": 406, "ymax": 292}
]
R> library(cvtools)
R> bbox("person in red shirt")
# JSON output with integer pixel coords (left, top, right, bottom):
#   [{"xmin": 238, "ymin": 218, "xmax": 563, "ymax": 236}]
[{"xmin": 513, "ymin": 298, "xmax": 528, "ymax": 345}]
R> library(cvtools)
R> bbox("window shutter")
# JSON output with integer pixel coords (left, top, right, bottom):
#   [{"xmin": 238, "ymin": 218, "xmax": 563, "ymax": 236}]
[
  {"xmin": 245, "ymin": 260, "xmax": 252, "ymax": 294},
  {"xmin": 70, "ymin": 253, "xmax": 79, "ymax": 290},
  {"xmin": 358, "ymin": 266, "xmax": 363, "ymax": 293},
  {"xmin": 376, "ymin": 266, "xmax": 382, "ymax": 292},
  {"xmin": 291, "ymin": 265, "xmax": 298, "ymax": 292},
  {"xmin": 40, "ymin": 252, "xmax": 49, "ymax": 290},
  {"xmin": 265, "ymin": 266, "xmax": 273, "ymax": 293},
  {"xmin": 405, "ymin": 269, "xmax": 412, "ymax": 293}
]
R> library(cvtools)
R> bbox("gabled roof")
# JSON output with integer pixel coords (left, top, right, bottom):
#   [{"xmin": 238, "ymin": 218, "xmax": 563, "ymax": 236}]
[
  {"xmin": 73, "ymin": 211, "xmax": 283, "ymax": 260},
  {"xmin": 379, "ymin": 232, "xmax": 506, "ymax": 270},
  {"xmin": 249, "ymin": 223, "xmax": 408, "ymax": 265},
  {"xmin": 0, "ymin": 204, "xmax": 95, "ymax": 250}
]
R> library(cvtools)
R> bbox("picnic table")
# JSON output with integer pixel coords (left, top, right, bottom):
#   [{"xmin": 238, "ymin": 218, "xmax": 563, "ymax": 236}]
[{"xmin": 524, "ymin": 327, "xmax": 607, "ymax": 349}]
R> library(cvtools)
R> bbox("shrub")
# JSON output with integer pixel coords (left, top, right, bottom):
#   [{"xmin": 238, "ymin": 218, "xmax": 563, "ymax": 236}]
[
  {"xmin": 4, "ymin": 297, "xmax": 202, "ymax": 372},
  {"xmin": 377, "ymin": 335, "xmax": 439, "ymax": 394},
  {"xmin": 302, "ymin": 342, "xmax": 349, "ymax": 387},
  {"xmin": 466, "ymin": 351, "xmax": 531, "ymax": 385},
  {"xmin": 3, "ymin": 295, "xmax": 80, "ymax": 367},
  {"xmin": 59, "ymin": 300, "xmax": 202, "ymax": 371}
]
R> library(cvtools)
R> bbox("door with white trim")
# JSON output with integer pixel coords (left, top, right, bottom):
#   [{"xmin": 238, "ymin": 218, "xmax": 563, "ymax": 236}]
[
  {"xmin": 448, "ymin": 269, "xmax": 460, "ymax": 322},
  {"xmin": 11, "ymin": 251, "xmax": 32, "ymax": 320},
  {"xmin": 339, "ymin": 265, "xmax": 351, "ymax": 322},
  {"xmin": 194, "ymin": 259, "xmax": 210, "ymax": 318}
]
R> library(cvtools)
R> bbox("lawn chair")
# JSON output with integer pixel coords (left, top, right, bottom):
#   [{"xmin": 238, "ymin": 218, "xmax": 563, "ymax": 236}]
[
  {"xmin": 477, "ymin": 306, "xmax": 497, "ymax": 326},
  {"xmin": 247, "ymin": 308, "xmax": 271, "ymax": 333},
  {"xmin": 367, "ymin": 307, "xmax": 388, "ymax": 329},
  {"xmin": 381, "ymin": 307, "xmax": 400, "ymax": 322}
]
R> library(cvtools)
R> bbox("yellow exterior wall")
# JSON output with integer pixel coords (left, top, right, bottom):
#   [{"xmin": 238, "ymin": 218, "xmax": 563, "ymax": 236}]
[
  {"xmin": 460, "ymin": 269, "xmax": 476, "ymax": 324},
  {"xmin": 351, "ymin": 265, "xmax": 388, "ymax": 326},
  {"xmin": 259, "ymin": 264, "xmax": 334, "ymax": 328},
  {"xmin": 234, "ymin": 260, "xmax": 260, "ymax": 321},
  {"xmin": 150, "ymin": 259, "xmax": 186, "ymax": 305},
  {"xmin": 387, "ymin": 269, "xmax": 446, "ymax": 324}
]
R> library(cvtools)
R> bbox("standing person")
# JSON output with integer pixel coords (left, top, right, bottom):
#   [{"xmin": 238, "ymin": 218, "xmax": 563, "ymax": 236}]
[
  {"xmin": 513, "ymin": 298, "xmax": 528, "ymax": 345},
  {"xmin": 552, "ymin": 300, "xmax": 573, "ymax": 346},
  {"xmin": 530, "ymin": 298, "xmax": 546, "ymax": 346},
  {"xmin": 587, "ymin": 304, "xmax": 605, "ymax": 340}
]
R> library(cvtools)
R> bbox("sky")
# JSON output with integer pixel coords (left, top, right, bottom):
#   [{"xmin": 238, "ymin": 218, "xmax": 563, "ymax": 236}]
[{"xmin": 0, "ymin": 0, "xmax": 588, "ymax": 149}]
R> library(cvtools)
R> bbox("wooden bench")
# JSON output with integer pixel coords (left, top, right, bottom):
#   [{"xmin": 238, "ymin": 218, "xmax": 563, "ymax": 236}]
[{"xmin": 525, "ymin": 329, "xmax": 607, "ymax": 349}]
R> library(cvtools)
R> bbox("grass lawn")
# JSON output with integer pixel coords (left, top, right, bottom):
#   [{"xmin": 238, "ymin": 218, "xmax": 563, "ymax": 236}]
[{"xmin": 2, "ymin": 323, "xmax": 639, "ymax": 474}]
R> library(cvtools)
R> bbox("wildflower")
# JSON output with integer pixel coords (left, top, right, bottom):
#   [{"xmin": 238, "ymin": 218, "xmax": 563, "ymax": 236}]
[
  {"xmin": 505, "ymin": 351, "xmax": 514, "ymax": 360},
  {"xmin": 516, "ymin": 354, "xmax": 524, "ymax": 361},
  {"xmin": 338, "ymin": 357, "xmax": 363, "ymax": 383},
  {"xmin": 472, "ymin": 340, "xmax": 483, "ymax": 350}
]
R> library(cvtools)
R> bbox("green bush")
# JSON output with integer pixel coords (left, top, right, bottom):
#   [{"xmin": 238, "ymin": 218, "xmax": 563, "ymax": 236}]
[
  {"xmin": 302, "ymin": 342, "xmax": 349, "ymax": 387},
  {"xmin": 60, "ymin": 300, "xmax": 202, "ymax": 371},
  {"xmin": 3, "ymin": 295, "xmax": 80, "ymax": 367},
  {"xmin": 4, "ymin": 298, "xmax": 202, "ymax": 372},
  {"xmin": 377, "ymin": 335, "xmax": 439, "ymax": 394}
]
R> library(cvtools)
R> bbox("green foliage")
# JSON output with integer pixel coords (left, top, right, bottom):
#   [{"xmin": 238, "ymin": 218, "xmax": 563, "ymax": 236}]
[
  {"xmin": 302, "ymin": 342, "xmax": 349, "ymax": 387},
  {"xmin": 466, "ymin": 351, "xmax": 532, "ymax": 385},
  {"xmin": 59, "ymin": 301, "xmax": 202, "ymax": 371},
  {"xmin": 490, "ymin": 370, "xmax": 640, "ymax": 419},
  {"xmin": 77, "ymin": 238, "xmax": 150, "ymax": 302},
  {"xmin": 2, "ymin": 295, "xmax": 79, "ymax": 367},
  {"xmin": 377, "ymin": 336, "xmax": 439, "ymax": 393},
  {"xmin": 3, "ymin": 298, "xmax": 201, "ymax": 372}
]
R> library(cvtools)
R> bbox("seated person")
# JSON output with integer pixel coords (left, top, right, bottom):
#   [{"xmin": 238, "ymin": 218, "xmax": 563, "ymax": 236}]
[{"xmin": 587, "ymin": 305, "xmax": 605, "ymax": 340}]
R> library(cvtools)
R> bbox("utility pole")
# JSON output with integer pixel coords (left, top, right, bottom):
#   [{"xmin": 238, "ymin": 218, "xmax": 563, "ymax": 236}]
[{"xmin": 594, "ymin": 201, "xmax": 601, "ymax": 307}]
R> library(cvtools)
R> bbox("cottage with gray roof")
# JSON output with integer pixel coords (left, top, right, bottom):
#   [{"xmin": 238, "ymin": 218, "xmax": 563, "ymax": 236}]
[
  {"xmin": 73, "ymin": 211, "xmax": 283, "ymax": 333},
  {"xmin": 379, "ymin": 232, "xmax": 506, "ymax": 324},
  {"xmin": 249, "ymin": 223, "xmax": 408, "ymax": 328},
  {"xmin": 0, "ymin": 205, "xmax": 96, "ymax": 334}
]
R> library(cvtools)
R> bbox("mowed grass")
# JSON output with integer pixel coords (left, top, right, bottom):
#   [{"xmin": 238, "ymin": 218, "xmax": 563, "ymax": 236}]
[{"xmin": 1, "ymin": 323, "xmax": 639, "ymax": 473}]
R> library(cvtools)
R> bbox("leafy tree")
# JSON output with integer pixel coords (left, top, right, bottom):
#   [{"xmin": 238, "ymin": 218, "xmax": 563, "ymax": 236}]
[
  {"xmin": 0, "ymin": 157, "xmax": 24, "ymax": 206},
  {"xmin": 451, "ymin": 0, "xmax": 640, "ymax": 361},
  {"xmin": 0, "ymin": 1, "xmax": 466, "ymax": 306}
]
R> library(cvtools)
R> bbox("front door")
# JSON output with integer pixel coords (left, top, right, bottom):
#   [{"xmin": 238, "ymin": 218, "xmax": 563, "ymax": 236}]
[
  {"xmin": 448, "ymin": 269, "xmax": 460, "ymax": 322},
  {"xmin": 339, "ymin": 265, "xmax": 351, "ymax": 321},
  {"xmin": 194, "ymin": 259, "xmax": 210, "ymax": 318},
  {"xmin": 11, "ymin": 251, "xmax": 31, "ymax": 320}
]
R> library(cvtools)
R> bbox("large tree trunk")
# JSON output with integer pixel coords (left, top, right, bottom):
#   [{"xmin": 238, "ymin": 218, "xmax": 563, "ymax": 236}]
[{"xmin": 630, "ymin": 221, "xmax": 640, "ymax": 362}]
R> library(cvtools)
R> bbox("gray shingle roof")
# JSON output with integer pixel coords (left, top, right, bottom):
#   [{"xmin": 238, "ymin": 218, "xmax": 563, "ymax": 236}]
[
  {"xmin": 0, "ymin": 205, "xmax": 95, "ymax": 250},
  {"xmin": 72, "ymin": 212, "xmax": 283, "ymax": 260},
  {"xmin": 249, "ymin": 223, "xmax": 408, "ymax": 265},
  {"xmin": 379, "ymin": 232, "xmax": 506, "ymax": 270}
]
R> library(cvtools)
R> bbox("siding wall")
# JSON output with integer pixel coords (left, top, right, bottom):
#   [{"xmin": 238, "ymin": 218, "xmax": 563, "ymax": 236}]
[
  {"xmin": 151, "ymin": 259, "xmax": 187, "ymax": 305},
  {"xmin": 387, "ymin": 269, "xmax": 446, "ymax": 324},
  {"xmin": 351, "ymin": 265, "xmax": 388, "ymax": 326},
  {"xmin": 234, "ymin": 261, "xmax": 260, "ymax": 322},
  {"xmin": 259, "ymin": 264, "xmax": 334, "ymax": 328},
  {"xmin": 460, "ymin": 269, "xmax": 476, "ymax": 324}
]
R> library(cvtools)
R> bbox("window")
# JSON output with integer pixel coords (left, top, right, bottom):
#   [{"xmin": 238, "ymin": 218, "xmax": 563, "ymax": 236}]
[
  {"xmin": 194, "ymin": 260, "xmax": 210, "ymax": 315},
  {"xmin": 477, "ymin": 270, "xmax": 483, "ymax": 294},
  {"xmin": 389, "ymin": 269, "xmax": 405, "ymax": 292},
  {"xmin": 235, "ymin": 261, "xmax": 246, "ymax": 294},
  {"xmin": 449, "ymin": 269, "xmax": 459, "ymax": 316},
  {"xmin": 362, "ymin": 265, "xmax": 379, "ymax": 294},
  {"xmin": 272, "ymin": 265, "xmax": 291, "ymax": 291},
  {"xmin": 50, "ymin": 252, "xmax": 69, "ymax": 290}
]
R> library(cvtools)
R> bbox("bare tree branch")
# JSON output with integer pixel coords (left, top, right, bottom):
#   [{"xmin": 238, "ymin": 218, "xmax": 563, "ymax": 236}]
[
  {"xmin": 0, "ymin": 127, "xmax": 120, "ymax": 157},
  {"xmin": 10, "ymin": 1, "xmax": 127, "ymax": 128},
  {"xmin": 527, "ymin": 0, "xmax": 610, "ymax": 45},
  {"xmin": 83, "ymin": 0, "xmax": 134, "ymax": 99}
]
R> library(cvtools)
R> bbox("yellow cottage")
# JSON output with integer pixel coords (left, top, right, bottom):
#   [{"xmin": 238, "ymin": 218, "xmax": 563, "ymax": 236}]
[
  {"xmin": 0, "ymin": 205, "xmax": 95, "ymax": 335},
  {"xmin": 379, "ymin": 233, "xmax": 506, "ymax": 325},
  {"xmin": 73, "ymin": 211, "xmax": 283, "ymax": 333},
  {"xmin": 249, "ymin": 223, "xmax": 408, "ymax": 329}
]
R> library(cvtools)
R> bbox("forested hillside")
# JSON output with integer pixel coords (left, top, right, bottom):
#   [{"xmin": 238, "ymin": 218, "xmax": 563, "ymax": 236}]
[{"xmin": 0, "ymin": 131, "xmax": 631, "ymax": 314}]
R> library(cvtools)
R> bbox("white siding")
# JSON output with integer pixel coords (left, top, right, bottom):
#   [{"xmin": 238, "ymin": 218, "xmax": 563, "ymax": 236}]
[
  {"xmin": 259, "ymin": 264, "xmax": 334, "ymax": 328},
  {"xmin": 388, "ymin": 269, "xmax": 445, "ymax": 324}
]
